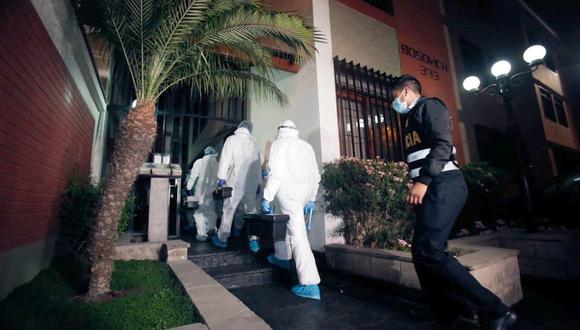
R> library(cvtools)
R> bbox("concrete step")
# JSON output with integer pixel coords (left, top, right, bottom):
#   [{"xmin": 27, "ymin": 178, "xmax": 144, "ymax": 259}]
[
  {"xmin": 188, "ymin": 250, "xmax": 256, "ymax": 269},
  {"xmin": 205, "ymin": 263, "xmax": 274, "ymax": 289}
]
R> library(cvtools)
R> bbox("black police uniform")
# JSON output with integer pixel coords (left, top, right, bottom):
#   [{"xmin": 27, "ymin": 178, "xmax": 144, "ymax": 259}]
[{"xmin": 403, "ymin": 96, "xmax": 508, "ymax": 322}]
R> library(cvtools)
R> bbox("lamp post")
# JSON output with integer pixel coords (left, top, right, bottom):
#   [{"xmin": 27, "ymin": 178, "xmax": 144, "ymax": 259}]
[{"xmin": 462, "ymin": 45, "xmax": 547, "ymax": 224}]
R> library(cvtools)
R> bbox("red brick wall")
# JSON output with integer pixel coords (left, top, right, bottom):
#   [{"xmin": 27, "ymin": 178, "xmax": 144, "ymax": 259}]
[{"xmin": 0, "ymin": 0, "xmax": 95, "ymax": 253}]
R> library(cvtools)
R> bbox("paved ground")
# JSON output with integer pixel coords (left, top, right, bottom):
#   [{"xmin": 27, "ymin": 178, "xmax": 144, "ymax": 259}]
[
  {"xmin": 231, "ymin": 271, "xmax": 580, "ymax": 330},
  {"xmin": 231, "ymin": 270, "xmax": 439, "ymax": 330}
]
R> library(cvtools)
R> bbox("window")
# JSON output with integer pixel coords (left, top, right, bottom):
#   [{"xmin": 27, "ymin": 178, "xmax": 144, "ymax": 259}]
[
  {"xmin": 334, "ymin": 57, "xmax": 404, "ymax": 161},
  {"xmin": 540, "ymin": 88, "xmax": 557, "ymax": 122},
  {"xmin": 459, "ymin": 37, "xmax": 487, "ymax": 76},
  {"xmin": 554, "ymin": 97, "xmax": 568, "ymax": 127},
  {"xmin": 538, "ymin": 85, "xmax": 568, "ymax": 127},
  {"xmin": 362, "ymin": 0, "xmax": 395, "ymax": 16}
]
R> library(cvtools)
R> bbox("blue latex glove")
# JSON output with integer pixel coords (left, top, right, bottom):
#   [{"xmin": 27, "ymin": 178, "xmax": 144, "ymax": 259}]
[
  {"xmin": 261, "ymin": 199, "xmax": 273, "ymax": 214},
  {"xmin": 261, "ymin": 169, "xmax": 268, "ymax": 178},
  {"xmin": 306, "ymin": 208, "xmax": 313, "ymax": 231},
  {"xmin": 256, "ymin": 185, "xmax": 261, "ymax": 196},
  {"xmin": 304, "ymin": 201, "xmax": 315, "ymax": 214},
  {"xmin": 217, "ymin": 179, "xmax": 226, "ymax": 187}
]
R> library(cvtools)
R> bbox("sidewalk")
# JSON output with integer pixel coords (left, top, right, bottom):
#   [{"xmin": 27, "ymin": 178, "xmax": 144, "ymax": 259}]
[
  {"xmin": 230, "ymin": 270, "xmax": 580, "ymax": 329},
  {"xmin": 231, "ymin": 271, "xmax": 438, "ymax": 330}
]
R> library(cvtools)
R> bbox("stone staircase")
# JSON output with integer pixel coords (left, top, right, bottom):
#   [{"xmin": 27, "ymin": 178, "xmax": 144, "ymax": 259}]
[{"xmin": 187, "ymin": 236, "xmax": 279, "ymax": 290}]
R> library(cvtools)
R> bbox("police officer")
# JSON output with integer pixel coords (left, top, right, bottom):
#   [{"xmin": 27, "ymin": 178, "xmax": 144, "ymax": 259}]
[{"xmin": 391, "ymin": 75, "xmax": 517, "ymax": 330}]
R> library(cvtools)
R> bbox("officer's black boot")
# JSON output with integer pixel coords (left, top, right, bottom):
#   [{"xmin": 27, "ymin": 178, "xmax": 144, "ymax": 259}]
[{"xmin": 481, "ymin": 310, "xmax": 517, "ymax": 330}]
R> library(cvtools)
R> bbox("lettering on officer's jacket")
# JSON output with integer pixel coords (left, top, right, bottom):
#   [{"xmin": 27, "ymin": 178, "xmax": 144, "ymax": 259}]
[{"xmin": 405, "ymin": 131, "xmax": 422, "ymax": 149}]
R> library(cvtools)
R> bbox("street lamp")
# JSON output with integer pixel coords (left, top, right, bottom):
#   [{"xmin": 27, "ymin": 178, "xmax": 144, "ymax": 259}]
[{"xmin": 462, "ymin": 44, "xmax": 547, "ymax": 225}]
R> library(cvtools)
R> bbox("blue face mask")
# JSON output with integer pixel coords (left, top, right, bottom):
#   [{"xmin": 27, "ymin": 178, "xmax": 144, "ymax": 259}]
[{"xmin": 392, "ymin": 90, "xmax": 410, "ymax": 115}]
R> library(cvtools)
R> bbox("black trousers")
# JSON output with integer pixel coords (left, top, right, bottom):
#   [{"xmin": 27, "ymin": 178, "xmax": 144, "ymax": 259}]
[{"xmin": 412, "ymin": 171, "xmax": 508, "ymax": 321}]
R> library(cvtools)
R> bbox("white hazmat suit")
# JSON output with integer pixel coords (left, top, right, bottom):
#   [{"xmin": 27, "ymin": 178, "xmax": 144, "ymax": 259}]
[
  {"xmin": 216, "ymin": 126, "xmax": 262, "ymax": 241},
  {"xmin": 263, "ymin": 121, "xmax": 321, "ymax": 285},
  {"xmin": 186, "ymin": 152, "xmax": 219, "ymax": 240}
]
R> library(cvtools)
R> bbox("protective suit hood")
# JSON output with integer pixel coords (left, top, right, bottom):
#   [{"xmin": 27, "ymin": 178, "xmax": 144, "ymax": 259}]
[
  {"xmin": 277, "ymin": 127, "xmax": 299, "ymax": 138},
  {"xmin": 234, "ymin": 127, "xmax": 255, "ymax": 140}
]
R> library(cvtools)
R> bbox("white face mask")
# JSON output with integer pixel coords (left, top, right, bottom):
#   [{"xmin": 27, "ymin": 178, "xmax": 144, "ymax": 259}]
[{"xmin": 392, "ymin": 90, "xmax": 410, "ymax": 114}]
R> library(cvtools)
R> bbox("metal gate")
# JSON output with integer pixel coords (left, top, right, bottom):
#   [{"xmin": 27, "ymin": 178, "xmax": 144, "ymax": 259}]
[
  {"xmin": 153, "ymin": 86, "xmax": 246, "ymax": 171},
  {"xmin": 333, "ymin": 57, "xmax": 404, "ymax": 161}
]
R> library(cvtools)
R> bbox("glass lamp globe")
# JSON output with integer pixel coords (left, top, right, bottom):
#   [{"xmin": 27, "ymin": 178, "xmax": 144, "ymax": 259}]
[
  {"xmin": 462, "ymin": 76, "xmax": 481, "ymax": 92},
  {"xmin": 491, "ymin": 60, "xmax": 512, "ymax": 78},
  {"xmin": 523, "ymin": 45, "xmax": 547, "ymax": 65}
]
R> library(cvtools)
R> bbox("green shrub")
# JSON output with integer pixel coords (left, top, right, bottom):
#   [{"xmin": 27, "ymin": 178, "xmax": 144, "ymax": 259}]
[
  {"xmin": 117, "ymin": 193, "xmax": 135, "ymax": 236},
  {"xmin": 456, "ymin": 162, "xmax": 511, "ymax": 232},
  {"xmin": 321, "ymin": 159, "xmax": 415, "ymax": 249},
  {"xmin": 57, "ymin": 172, "xmax": 102, "ymax": 256},
  {"xmin": 58, "ymin": 173, "xmax": 135, "ymax": 255}
]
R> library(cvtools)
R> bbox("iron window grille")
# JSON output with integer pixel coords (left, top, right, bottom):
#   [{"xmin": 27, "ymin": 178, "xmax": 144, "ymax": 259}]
[{"xmin": 334, "ymin": 57, "xmax": 404, "ymax": 161}]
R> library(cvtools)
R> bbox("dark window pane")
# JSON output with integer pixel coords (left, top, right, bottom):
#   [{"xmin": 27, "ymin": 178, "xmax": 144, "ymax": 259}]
[
  {"xmin": 459, "ymin": 37, "xmax": 487, "ymax": 76},
  {"xmin": 554, "ymin": 97, "xmax": 568, "ymax": 127},
  {"xmin": 362, "ymin": 0, "xmax": 394, "ymax": 16},
  {"xmin": 540, "ymin": 88, "xmax": 557, "ymax": 122},
  {"xmin": 333, "ymin": 57, "xmax": 403, "ymax": 161}
]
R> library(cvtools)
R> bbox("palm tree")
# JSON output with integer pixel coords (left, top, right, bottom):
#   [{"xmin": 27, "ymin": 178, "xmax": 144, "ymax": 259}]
[{"xmin": 76, "ymin": 0, "xmax": 318, "ymax": 300}]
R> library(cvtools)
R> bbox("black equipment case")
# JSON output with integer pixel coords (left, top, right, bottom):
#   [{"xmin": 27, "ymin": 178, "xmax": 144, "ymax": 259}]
[{"xmin": 244, "ymin": 213, "xmax": 289, "ymax": 240}]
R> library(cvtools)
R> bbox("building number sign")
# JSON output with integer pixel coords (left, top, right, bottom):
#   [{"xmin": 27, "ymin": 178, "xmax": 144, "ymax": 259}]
[{"xmin": 401, "ymin": 44, "xmax": 449, "ymax": 81}]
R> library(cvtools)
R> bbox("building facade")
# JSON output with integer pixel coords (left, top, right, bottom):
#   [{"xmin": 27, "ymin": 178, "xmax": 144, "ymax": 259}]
[
  {"xmin": 443, "ymin": 0, "xmax": 580, "ymax": 184},
  {"xmin": 3, "ymin": 0, "xmax": 577, "ymax": 299},
  {"xmin": 250, "ymin": 0, "xmax": 469, "ymax": 250},
  {"xmin": 249, "ymin": 0, "xmax": 579, "ymax": 249}
]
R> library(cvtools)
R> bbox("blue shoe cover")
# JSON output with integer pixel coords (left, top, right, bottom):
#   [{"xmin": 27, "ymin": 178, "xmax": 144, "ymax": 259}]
[
  {"xmin": 249, "ymin": 239, "xmax": 260, "ymax": 253},
  {"xmin": 291, "ymin": 284, "xmax": 321, "ymax": 300},
  {"xmin": 267, "ymin": 254, "xmax": 290, "ymax": 269},
  {"xmin": 211, "ymin": 235, "xmax": 227, "ymax": 248}
]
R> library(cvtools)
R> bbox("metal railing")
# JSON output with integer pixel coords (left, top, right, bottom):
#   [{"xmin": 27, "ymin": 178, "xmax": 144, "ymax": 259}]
[{"xmin": 333, "ymin": 57, "xmax": 404, "ymax": 162}]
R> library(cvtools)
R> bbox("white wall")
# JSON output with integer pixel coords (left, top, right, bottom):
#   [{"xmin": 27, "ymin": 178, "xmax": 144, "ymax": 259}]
[
  {"xmin": 250, "ymin": 0, "xmax": 344, "ymax": 251},
  {"xmin": 31, "ymin": 0, "xmax": 108, "ymax": 181},
  {"xmin": 329, "ymin": 0, "xmax": 401, "ymax": 75}
]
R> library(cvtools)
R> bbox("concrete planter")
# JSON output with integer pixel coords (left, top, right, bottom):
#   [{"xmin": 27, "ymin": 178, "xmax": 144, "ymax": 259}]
[
  {"xmin": 325, "ymin": 242, "xmax": 523, "ymax": 306},
  {"xmin": 452, "ymin": 230, "xmax": 580, "ymax": 281}
]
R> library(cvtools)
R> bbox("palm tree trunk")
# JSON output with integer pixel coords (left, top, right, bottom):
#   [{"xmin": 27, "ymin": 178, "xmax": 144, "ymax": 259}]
[{"xmin": 86, "ymin": 102, "xmax": 157, "ymax": 300}]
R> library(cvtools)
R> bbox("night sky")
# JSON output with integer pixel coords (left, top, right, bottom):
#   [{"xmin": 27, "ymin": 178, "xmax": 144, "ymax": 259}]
[{"xmin": 524, "ymin": 0, "xmax": 580, "ymax": 54}]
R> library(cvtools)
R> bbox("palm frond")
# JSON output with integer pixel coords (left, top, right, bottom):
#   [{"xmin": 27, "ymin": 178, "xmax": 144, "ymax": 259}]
[
  {"xmin": 206, "ymin": 0, "xmax": 261, "ymax": 16},
  {"xmin": 153, "ymin": 0, "xmax": 209, "ymax": 53},
  {"xmin": 160, "ymin": 67, "xmax": 287, "ymax": 105},
  {"xmin": 195, "ymin": 9, "xmax": 319, "ymax": 65},
  {"xmin": 77, "ymin": 0, "xmax": 321, "ymax": 105}
]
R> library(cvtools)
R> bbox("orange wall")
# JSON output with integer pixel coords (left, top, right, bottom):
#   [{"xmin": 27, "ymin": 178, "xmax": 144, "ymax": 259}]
[{"xmin": 393, "ymin": 0, "xmax": 465, "ymax": 163}]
